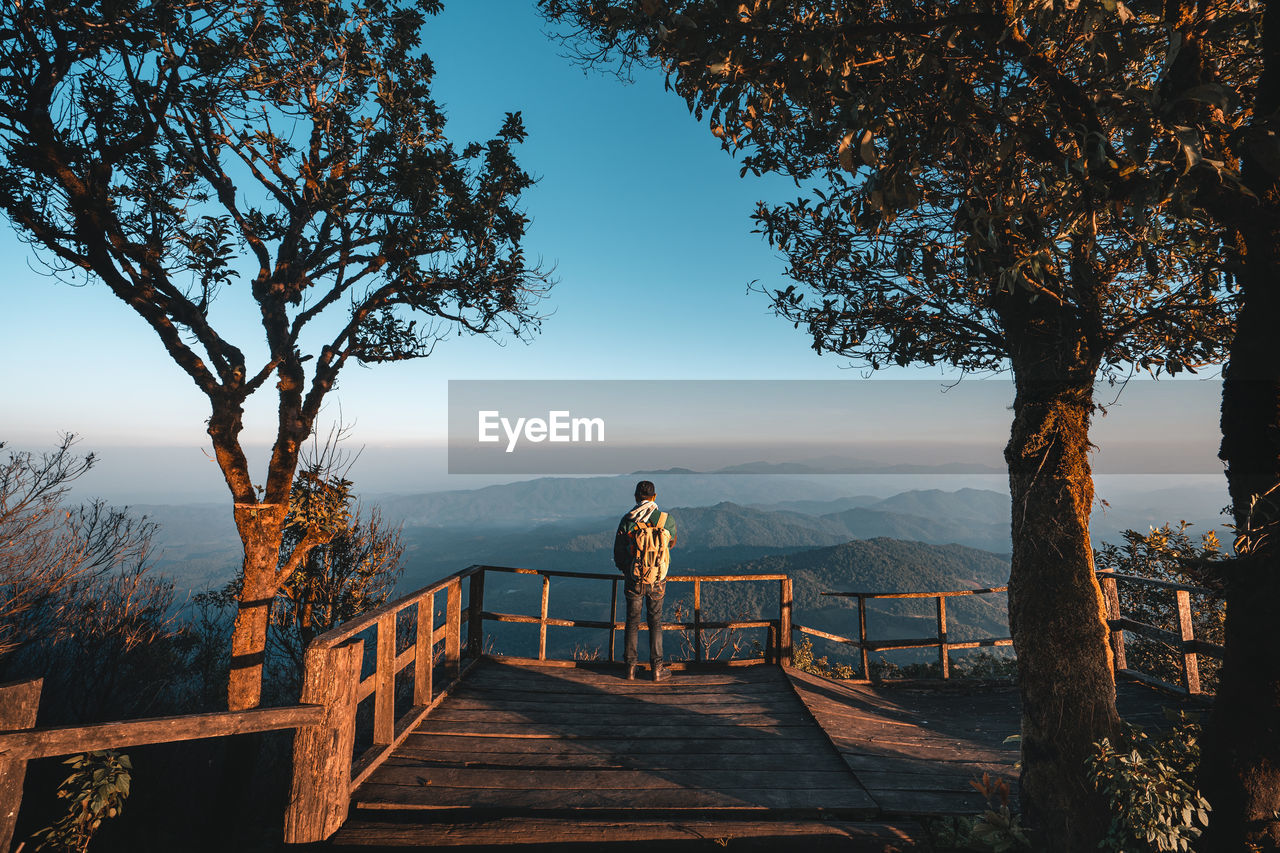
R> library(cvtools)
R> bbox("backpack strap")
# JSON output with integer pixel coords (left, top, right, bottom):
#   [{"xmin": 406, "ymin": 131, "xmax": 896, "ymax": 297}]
[{"xmin": 655, "ymin": 512, "xmax": 667, "ymax": 530}]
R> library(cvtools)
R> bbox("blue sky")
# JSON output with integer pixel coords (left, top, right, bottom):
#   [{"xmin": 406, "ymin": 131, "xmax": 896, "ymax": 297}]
[{"xmin": 0, "ymin": 3, "xmax": 1227, "ymax": 502}]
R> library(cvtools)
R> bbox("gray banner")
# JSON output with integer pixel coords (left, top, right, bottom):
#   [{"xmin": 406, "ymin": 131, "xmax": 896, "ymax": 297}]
[{"xmin": 447, "ymin": 379, "xmax": 1222, "ymax": 475}]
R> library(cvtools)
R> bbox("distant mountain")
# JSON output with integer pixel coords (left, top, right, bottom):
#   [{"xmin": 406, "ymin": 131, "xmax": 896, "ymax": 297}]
[
  {"xmin": 723, "ymin": 537, "xmax": 1010, "ymax": 599},
  {"xmin": 710, "ymin": 459, "xmax": 1003, "ymax": 475},
  {"xmin": 377, "ymin": 474, "xmax": 856, "ymax": 528},
  {"xmin": 872, "ymin": 488, "xmax": 1010, "ymax": 525},
  {"xmin": 396, "ymin": 501, "xmax": 856, "ymax": 588},
  {"xmin": 758, "ymin": 489, "xmax": 1012, "ymax": 553},
  {"xmin": 129, "ymin": 504, "xmax": 240, "ymax": 590},
  {"xmin": 752, "ymin": 495, "xmax": 882, "ymax": 515}
]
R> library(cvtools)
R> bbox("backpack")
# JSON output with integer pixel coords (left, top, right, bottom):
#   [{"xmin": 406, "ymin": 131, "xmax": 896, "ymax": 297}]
[{"xmin": 628, "ymin": 511, "xmax": 671, "ymax": 585}]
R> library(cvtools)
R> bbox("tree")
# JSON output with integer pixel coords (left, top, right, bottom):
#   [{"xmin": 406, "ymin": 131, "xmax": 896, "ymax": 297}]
[
  {"xmin": 0, "ymin": 0, "xmax": 549, "ymax": 709},
  {"xmin": 539, "ymin": 1, "xmax": 1238, "ymax": 846}
]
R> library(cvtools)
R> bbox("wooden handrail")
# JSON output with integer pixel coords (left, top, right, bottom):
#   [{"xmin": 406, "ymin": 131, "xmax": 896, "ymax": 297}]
[
  {"xmin": 1094, "ymin": 570, "xmax": 1214, "ymax": 596},
  {"xmin": 820, "ymin": 585, "xmax": 1008, "ymax": 599},
  {"xmin": 801, "ymin": 586, "xmax": 1011, "ymax": 679},
  {"xmin": 1098, "ymin": 570, "xmax": 1222, "ymax": 698},
  {"xmin": 0, "ymin": 704, "xmax": 322, "ymax": 760},
  {"xmin": 0, "ymin": 677, "xmax": 326, "ymax": 852},
  {"xmin": 307, "ymin": 564, "xmax": 483, "ymax": 649}
]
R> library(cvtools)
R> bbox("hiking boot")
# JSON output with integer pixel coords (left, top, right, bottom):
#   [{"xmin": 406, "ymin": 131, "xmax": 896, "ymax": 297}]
[
  {"xmin": 652, "ymin": 663, "xmax": 670, "ymax": 682},
  {"xmin": 625, "ymin": 664, "xmax": 637, "ymax": 681}
]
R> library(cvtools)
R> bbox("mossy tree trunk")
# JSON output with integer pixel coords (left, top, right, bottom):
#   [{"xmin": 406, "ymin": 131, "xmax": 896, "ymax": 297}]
[
  {"xmin": 209, "ymin": 380, "xmax": 317, "ymax": 712},
  {"xmin": 1000, "ymin": 289, "xmax": 1121, "ymax": 851}
]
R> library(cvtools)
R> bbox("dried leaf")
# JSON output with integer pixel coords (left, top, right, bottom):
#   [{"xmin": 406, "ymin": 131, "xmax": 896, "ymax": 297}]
[
  {"xmin": 858, "ymin": 129, "xmax": 878, "ymax": 166},
  {"xmin": 837, "ymin": 131, "xmax": 857, "ymax": 172}
]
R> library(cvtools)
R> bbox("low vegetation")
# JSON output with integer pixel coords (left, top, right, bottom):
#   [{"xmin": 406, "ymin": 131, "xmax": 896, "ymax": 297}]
[{"xmin": 1088, "ymin": 714, "xmax": 1210, "ymax": 852}]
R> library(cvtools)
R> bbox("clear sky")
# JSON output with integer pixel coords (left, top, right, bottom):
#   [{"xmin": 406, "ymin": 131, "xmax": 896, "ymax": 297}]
[{"xmin": 0, "ymin": 3, "xmax": 1227, "ymax": 503}]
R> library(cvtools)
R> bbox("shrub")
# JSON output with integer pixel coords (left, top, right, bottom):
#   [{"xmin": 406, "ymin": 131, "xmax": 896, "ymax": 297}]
[
  {"xmin": 792, "ymin": 637, "xmax": 858, "ymax": 679},
  {"xmin": 1087, "ymin": 714, "xmax": 1209, "ymax": 852},
  {"xmin": 29, "ymin": 750, "xmax": 132, "ymax": 853}
]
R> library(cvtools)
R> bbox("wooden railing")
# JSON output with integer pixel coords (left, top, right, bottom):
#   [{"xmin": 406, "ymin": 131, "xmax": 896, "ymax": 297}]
[
  {"xmin": 475, "ymin": 566, "xmax": 793, "ymax": 666},
  {"xmin": 1097, "ymin": 570, "xmax": 1224, "ymax": 698},
  {"xmin": 0, "ymin": 678, "xmax": 321, "ymax": 852},
  {"xmin": 283, "ymin": 564, "xmax": 793, "ymax": 842},
  {"xmin": 794, "ymin": 574, "xmax": 1224, "ymax": 698},
  {"xmin": 792, "ymin": 586, "xmax": 1013, "ymax": 679}
]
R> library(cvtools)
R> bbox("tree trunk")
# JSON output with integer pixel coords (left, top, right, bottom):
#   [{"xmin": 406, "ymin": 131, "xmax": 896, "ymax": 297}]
[
  {"xmin": 227, "ymin": 502, "xmax": 289, "ymax": 711},
  {"xmin": 1199, "ymin": 3, "xmax": 1280, "ymax": 846},
  {"xmin": 1201, "ymin": 201, "xmax": 1280, "ymax": 853},
  {"xmin": 1002, "ymin": 300, "xmax": 1120, "ymax": 851}
]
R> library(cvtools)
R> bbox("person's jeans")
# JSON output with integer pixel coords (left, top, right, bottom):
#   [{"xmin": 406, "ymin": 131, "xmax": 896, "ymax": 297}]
[{"xmin": 624, "ymin": 580, "xmax": 664, "ymax": 665}]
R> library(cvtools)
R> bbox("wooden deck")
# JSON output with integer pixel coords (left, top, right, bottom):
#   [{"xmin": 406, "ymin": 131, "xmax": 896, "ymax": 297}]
[
  {"xmin": 321, "ymin": 659, "xmax": 1197, "ymax": 849},
  {"xmin": 314, "ymin": 655, "xmax": 1203, "ymax": 845},
  {"xmin": 350, "ymin": 661, "xmax": 877, "ymax": 814},
  {"xmin": 789, "ymin": 670, "xmax": 1201, "ymax": 818},
  {"xmin": 327, "ymin": 660, "xmax": 921, "ymax": 849}
]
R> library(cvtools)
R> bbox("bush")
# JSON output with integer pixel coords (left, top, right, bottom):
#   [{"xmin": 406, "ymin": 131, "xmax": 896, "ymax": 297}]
[
  {"xmin": 1087, "ymin": 714, "xmax": 1209, "ymax": 852},
  {"xmin": 792, "ymin": 637, "xmax": 858, "ymax": 679},
  {"xmin": 29, "ymin": 750, "xmax": 132, "ymax": 853}
]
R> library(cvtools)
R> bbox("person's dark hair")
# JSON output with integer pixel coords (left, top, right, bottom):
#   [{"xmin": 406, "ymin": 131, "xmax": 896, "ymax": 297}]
[{"xmin": 635, "ymin": 480, "xmax": 656, "ymax": 499}]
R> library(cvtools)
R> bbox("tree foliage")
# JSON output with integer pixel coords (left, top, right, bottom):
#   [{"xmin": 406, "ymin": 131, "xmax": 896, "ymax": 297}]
[
  {"xmin": 1088, "ymin": 716, "xmax": 1210, "ymax": 853},
  {"xmin": 29, "ymin": 750, "xmax": 133, "ymax": 853},
  {"xmin": 542, "ymin": 0, "xmax": 1244, "ymax": 375},
  {"xmin": 0, "ymin": 0, "xmax": 549, "ymax": 708},
  {"xmin": 270, "ymin": 471, "xmax": 404, "ymax": 686}
]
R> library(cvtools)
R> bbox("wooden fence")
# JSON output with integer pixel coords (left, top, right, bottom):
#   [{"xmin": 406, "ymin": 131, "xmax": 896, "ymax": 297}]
[
  {"xmin": 1097, "ymin": 570, "xmax": 1224, "ymax": 698},
  {"xmin": 792, "ymin": 586, "xmax": 1013, "ymax": 679},
  {"xmin": 0, "ymin": 679, "xmax": 321, "ymax": 852},
  {"xmin": 284, "ymin": 564, "xmax": 793, "ymax": 841},
  {"xmin": 798, "ymin": 573, "xmax": 1225, "ymax": 698}
]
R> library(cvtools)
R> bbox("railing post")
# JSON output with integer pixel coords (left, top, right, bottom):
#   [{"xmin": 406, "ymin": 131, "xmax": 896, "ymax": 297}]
[
  {"xmin": 608, "ymin": 578, "xmax": 618, "ymax": 663},
  {"xmin": 538, "ymin": 574, "xmax": 550, "ymax": 661},
  {"xmin": 373, "ymin": 611, "xmax": 395, "ymax": 745},
  {"xmin": 284, "ymin": 640, "xmax": 362, "ymax": 844},
  {"xmin": 0, "ymin": 677, "xmax": 41, "ymax": 852},
  {"xmin": 1176, "ymin": 589, "xmax": 1201, "ymax": 694},
  {"xmin": 766, "ymin": 623, "xmax": 777, "ymax": 665},
  {"xmin": 415, "ymin": 592, "xmax": 434, "ymax": 706},
  {"xmin": 445, "ymin": 579, "xmax": 462, "ymax": 680},
  {"xmin": 467, "ymin": 569, "xmax": 486, "ymax": 657},
  {"xmin": 694, "ymin": 578, "xmax": 703, "ymax": 663},
  {"xmin": 937, "ymin": 596, "xmax": 950, "ymax": 678},
  {"xmin": 858, "ymin": 594, "xmax": 870, "ymax": 678},
  {"xmin": 1100, "ymin": 574, "xmax": 1128, "ymax": 671},
  {"xmin": 779, "ymin": 577, "xmax": 793, "ymax": 666}
]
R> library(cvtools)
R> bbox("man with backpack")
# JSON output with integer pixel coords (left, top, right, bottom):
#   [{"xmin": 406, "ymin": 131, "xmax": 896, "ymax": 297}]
[{"xmin": 614, "ymin": 480, "xmax": 678, "ymax": 681}]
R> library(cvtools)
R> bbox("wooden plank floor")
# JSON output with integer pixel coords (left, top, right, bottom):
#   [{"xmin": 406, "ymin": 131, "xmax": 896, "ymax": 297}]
[
  {"xmin": 350, "ymin": 661, "xmax": 878, "ymax": 816},
  {"xmin": 786, "ymin": 667, "xmax": 1205, "ymax": 818},
  {"xmin": 328, "ymin": 660, "xmax": 931, "ymax": 849},
  {"xmin": 327, "ymin": 660, "xmax": 1199, "ymax": 848}
]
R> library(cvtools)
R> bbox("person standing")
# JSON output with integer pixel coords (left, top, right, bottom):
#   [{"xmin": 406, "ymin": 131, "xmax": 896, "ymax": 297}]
[{"xmin": 614, "ymin": 480, "xmax": 678, "ymax": 681}]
